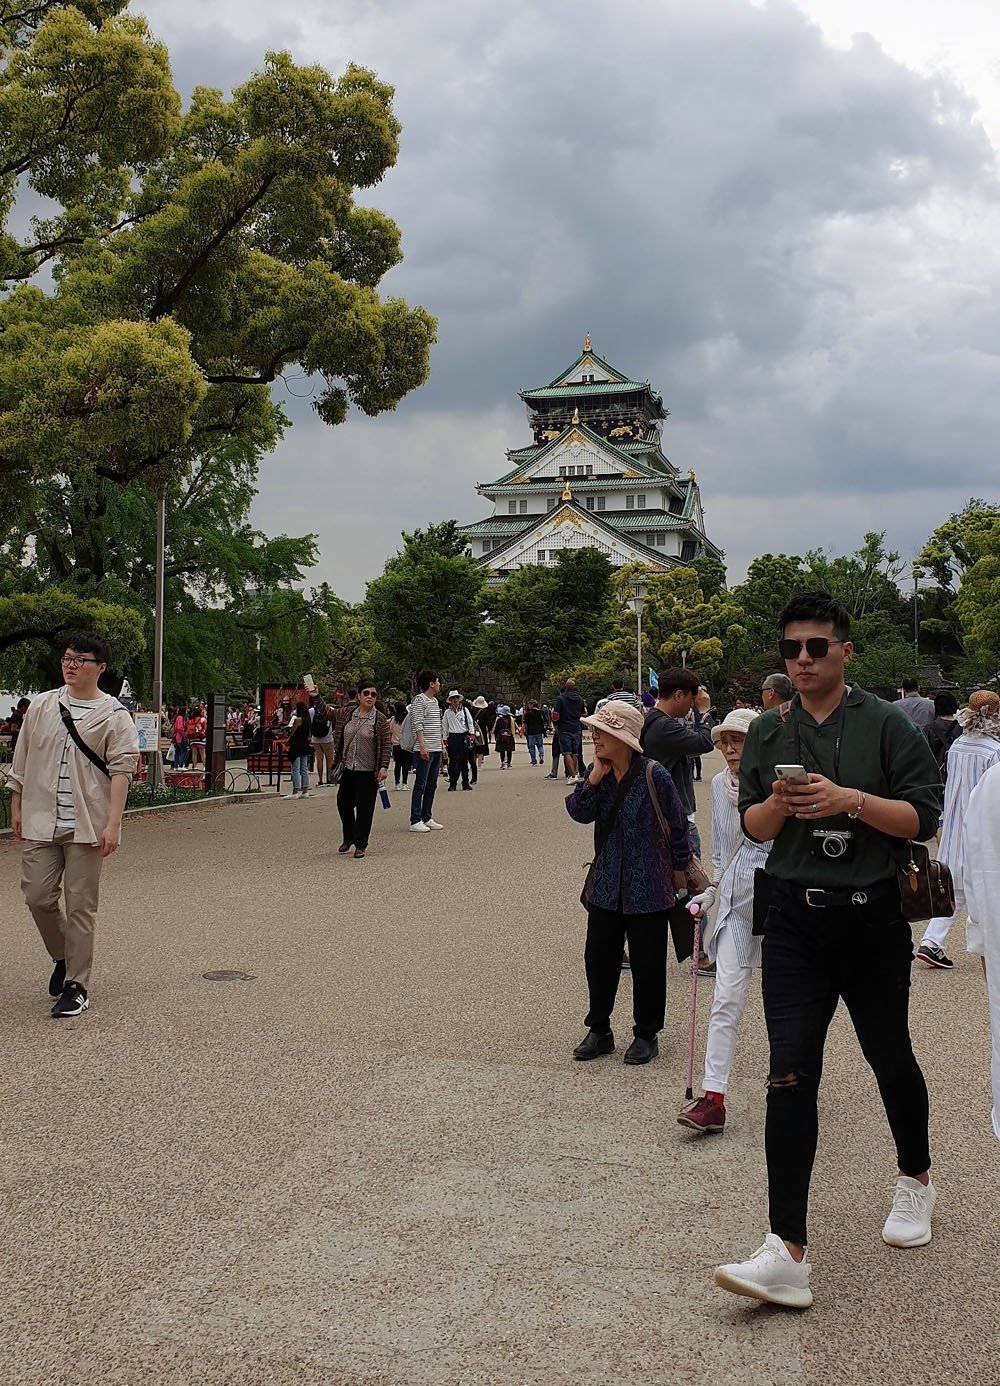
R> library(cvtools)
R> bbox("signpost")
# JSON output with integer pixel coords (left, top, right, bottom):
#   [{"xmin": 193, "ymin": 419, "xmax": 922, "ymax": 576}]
[{"xmin": 205, "ymin": 692, "xmax": 228, "ymax": 791}]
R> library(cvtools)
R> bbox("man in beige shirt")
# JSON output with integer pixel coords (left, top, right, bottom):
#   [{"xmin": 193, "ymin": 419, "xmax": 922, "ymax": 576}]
[{"xmin": 7, "ymin": 633, "xmax": 139, "ymax": 1017}]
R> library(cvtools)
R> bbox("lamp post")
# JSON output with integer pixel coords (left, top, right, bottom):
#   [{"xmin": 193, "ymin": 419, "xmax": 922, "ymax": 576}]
[
  {"xmin": 912, "ymin": 565, "xmax": 922, "ymax": 663},
  {"xmin": 629, "ymin": 579, "xmax": 648, "ymax": 694},
  {"xmin": 149, "ymin": 489, "xmax": 166, "ymax": 788}
]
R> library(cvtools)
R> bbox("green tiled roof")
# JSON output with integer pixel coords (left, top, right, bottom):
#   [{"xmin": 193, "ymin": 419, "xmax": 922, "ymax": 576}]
[
  {"xmin": 480, "ymin": 476, "xmax": 682, "ymax": 495},
  {"xmin": 520, "ymin": 381, "xmax": 660, "ymax": 400},
  {"xmin": 492, "ymin": 421, "xmax": 675, "ymax": 485},
  {"xmin": 545, "ymin": 349, "xmax": 631, "ymax": 387}
]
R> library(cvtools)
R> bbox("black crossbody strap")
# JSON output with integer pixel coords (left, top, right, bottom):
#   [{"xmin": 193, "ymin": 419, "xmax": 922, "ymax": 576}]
[{"xmin": 58, "ymin": 702, "xmax": 110, "ymax": 778}]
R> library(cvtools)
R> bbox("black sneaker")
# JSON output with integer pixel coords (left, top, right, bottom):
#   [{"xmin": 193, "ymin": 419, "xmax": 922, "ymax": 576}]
[
  {"xmin": 51, "ymin": 982, "xmax": 89, "ymax": 1018},
  {"xmin": 916, "ymin": 943, "xmax": 954, "ymax": 970},
  {"xmin": 48, "ymin": 959, "xmax": 66, "ymax": 997}
]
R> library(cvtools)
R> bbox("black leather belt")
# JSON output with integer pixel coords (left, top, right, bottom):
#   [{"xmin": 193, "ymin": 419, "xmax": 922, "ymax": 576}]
[{"xmin": 775, "ymin": 880, "xmax": 900, "ymax": 910}]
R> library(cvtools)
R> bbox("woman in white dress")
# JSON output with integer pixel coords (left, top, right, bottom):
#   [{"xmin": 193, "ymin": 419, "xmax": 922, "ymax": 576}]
[
  {"xmin": 678, "ymin": 708, "xmax": 770, "ymax": 1135},
  {"xmin": 917, "ymin": 689, "xmax": 1000, "ymax": 969}
]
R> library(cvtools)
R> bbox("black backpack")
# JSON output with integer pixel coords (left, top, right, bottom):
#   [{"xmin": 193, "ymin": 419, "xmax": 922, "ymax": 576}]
[
  {"xmin": 925, "ymin": 720, "xmax": 960, "ymax": 779},
  {"xmin": 311, "ymin": 712, "xmax": 330, "ymax": 738}
]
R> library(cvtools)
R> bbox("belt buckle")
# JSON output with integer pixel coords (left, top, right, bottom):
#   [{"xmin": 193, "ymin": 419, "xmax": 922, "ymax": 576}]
[{"xmin": 805, "ymin": 888, "xmax": 827, "ymax": 908}]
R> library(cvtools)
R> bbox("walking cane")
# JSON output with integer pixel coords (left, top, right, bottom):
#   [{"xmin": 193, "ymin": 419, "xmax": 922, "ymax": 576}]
[{"xmin": 685, "ymin": 903, "xmax": 703, "ymax": 1101}]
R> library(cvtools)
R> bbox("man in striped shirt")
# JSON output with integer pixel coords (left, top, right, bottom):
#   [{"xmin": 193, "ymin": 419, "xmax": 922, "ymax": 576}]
[{"xmin": 7, "ymin": 633, "xmax": 139, "ymax": 1018}]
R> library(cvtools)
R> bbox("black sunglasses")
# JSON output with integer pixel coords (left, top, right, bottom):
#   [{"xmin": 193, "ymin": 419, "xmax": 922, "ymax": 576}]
[
  {"xmin": 778, "ymin": 637, "xmax": 842, "ymax": 660},
  {"xmin": 359, "ymin": 689, "xmax": 378, "ymax": 697}
]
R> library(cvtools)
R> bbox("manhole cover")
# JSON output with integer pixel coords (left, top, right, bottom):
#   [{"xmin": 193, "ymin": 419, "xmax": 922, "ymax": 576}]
[{"xmin": 202, "ymin": 969, "xmax": 257, "ymax": 982}]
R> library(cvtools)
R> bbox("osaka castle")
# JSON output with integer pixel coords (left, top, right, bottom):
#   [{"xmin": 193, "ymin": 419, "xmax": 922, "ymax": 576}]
[{"xmin": 457, "ymin": 339, "xmax": 723, "ymax": 583}]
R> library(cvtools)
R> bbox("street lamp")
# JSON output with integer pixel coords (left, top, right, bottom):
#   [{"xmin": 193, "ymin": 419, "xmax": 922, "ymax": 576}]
[{"xmin": 629, "ymin": 579, "xmax": 648, "ymax": 694}]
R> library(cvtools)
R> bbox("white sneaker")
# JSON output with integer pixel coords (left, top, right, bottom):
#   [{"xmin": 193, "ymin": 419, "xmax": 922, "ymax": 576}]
[
  {"xmin": 426, "ymin": 818, "xmax": 445, "ymax": 830},
  {"xmin": 410, "ymin": 821, "xmax": 431, "ymax": 833},
  {"xmin": 282, "ymin": 792, "xmax": 299, "ymax": 799},
  {"xmin": 714, "ymin": 1233, "xmax": 813, "ymax": 1309},
  {"xmin": 882, "ymin": 1176, "xmax": 935, "ymax": 1247},
  {"xmin": 300, "ymin": 791, "xmax": 313, "ymax": 798}
]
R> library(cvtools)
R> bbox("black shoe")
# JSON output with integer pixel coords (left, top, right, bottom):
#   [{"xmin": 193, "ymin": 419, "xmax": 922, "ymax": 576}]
[
  {"xmin": 916, "ymin": 943, "xmax": 954, "ymax": 969},
  {"xmin": 545, "ymin": 773, "xmax": 559, "ymax": 780},
  {"xmin": 573, "ymin": 1029, "xmax": 615, "ymax": 1061},
  {"xmin": 48, "ymin": 959, "xmax": 66, "ymax": 997},
  {"xmin": 51, "ymin": 982, "xmax": 89, "ymax": 1019},
  {"xmin": 338, "ymin": 841, "xmax": 354, "ymax": 853},
  {"xmin": 447, "ymin": 785, "xmax": 457, "ymax": 791},
  {"xmin": 623, "ymin": 1036, "xmax": 658, "ymax": 1065},
  {"xmin": 621, "ymin": 948, "xmax": 630, "ymax": 972},
  {"xmin": 462, "ymin": 785, "xmax": 473, "ymax": 790}
]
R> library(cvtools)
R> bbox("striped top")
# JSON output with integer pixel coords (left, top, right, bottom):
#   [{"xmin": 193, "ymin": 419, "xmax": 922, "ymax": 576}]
[
  {"xmin": 56, "ymin": 695, "xmax": 106, "ymax": 832},
  {"xmin": 938, "ymin": 733, "xmax": 1000, "ymax": 878}
]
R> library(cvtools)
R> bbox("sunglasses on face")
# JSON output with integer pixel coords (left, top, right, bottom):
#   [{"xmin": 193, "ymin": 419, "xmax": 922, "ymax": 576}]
[
  {"xmin": 360, "ymin": 690, "xmax": 377, "ymax": 697},
  {"xmin": 779, "ymin": 637, "xmax": 842, "ymax": 661},
  {"xmin": 61, "ymin": 655, "xmax": 99, "ymax": 666}
]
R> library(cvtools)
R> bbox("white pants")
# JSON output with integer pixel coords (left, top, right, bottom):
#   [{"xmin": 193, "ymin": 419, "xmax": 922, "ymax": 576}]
[
  {"xmin": 702, "ymin": 921, "xmax": 754, "ymax": 1095},
  {"xmin": 921, "ymin": 882, "xmax": 968, "ymax": 950}
]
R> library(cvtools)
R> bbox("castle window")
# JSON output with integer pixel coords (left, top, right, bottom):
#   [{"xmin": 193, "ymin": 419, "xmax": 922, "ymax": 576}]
[
  {"xmin": 586, "ymin": 465, "xmax": 593, "ymax": 476},
  {"xmin": 508, "ymin": 500, "xmax": 517, "ymax": 514},
  {"xmin": 547, "ymin": 496, "xmax": 556, "ymax": 510},
  {"xmin": 519, "ymin": 498, "xmax": 528, "ymax": 514},
  {"xmin": 626, "ymin": 495, "xmax": 634, "ymax": 510},
  {"xmin": 586, "ymin": 497, "xmax": 595, "ymax": 511},
  {"xmin": 581, "ymin": 373, "xmax": 595, "ymax": 383},
  {"xmin": 596, "ymin": 496, "xmax": 606, "ymax": 512},
  {"xmin": 656, "ymin": 532, "xmax": 666, "ymax": 546},
  {"xmin": 637, "ymin": 494, "xmax": 646, "ymax": 510},
  {"xmin": 681, "ymin": 540, "xmax": 699, "ymax": 560}
]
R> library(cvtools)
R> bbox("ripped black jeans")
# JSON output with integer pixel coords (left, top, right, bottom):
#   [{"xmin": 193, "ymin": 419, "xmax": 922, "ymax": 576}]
[{"xmin": 762, "ymin": 884, "xmax": 930, "ymax": 1247}]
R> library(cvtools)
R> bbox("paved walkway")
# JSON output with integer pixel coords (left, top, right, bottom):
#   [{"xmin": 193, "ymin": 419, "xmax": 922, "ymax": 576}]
[{"xmin": 2, "ymin": 753, "xmax": 996, "ymax": 1385}]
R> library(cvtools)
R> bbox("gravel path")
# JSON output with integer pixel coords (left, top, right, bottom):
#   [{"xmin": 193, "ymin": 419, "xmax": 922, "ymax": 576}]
[{"xmin": 1, "ymin": 751, "xmax": 995, "ymax": 1385}]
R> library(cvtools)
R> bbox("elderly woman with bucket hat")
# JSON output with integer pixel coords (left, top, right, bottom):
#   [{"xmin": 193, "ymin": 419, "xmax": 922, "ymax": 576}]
[
  {"xmin": 566, "ymin": 700, "xmax": 692, "ymax": 1065},
  {"xmin": 678, "ymin": 707, "xmax": 771, "ymax": 1135}
]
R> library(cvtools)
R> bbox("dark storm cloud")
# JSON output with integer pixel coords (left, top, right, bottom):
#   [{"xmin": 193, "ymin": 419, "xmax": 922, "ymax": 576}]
[{"xmin": 131, "ymin": 0, "xmax": 1000, "ymax": 597}]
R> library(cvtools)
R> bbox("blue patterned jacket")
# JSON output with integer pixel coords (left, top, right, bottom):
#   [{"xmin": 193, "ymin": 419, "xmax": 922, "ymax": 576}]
[{"xmin": 567, "ymin": 756, "xmax": 692, "ymax": 915}]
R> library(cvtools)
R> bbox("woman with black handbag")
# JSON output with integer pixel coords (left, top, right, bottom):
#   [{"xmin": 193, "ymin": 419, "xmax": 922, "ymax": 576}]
[{"xmin": 566, "ymin": 701, "xmax": 691, "ymax": 1066}]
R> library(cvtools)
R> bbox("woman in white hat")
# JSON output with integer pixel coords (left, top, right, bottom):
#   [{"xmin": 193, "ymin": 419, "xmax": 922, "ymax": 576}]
[
  {"xmin": 566, "ymin": 701, "xmax": 692, "ymax": 1066},
  {"xmin": 470, "ymin": 695, "xmax": 490, "ymax": 776},
  {"xmin": 444, "ymin": 690, "xmax": 476, "ymax": 791},
  {"xmin": 678, "ymin": 707, "xmax": 770, "ymax": 1134}
]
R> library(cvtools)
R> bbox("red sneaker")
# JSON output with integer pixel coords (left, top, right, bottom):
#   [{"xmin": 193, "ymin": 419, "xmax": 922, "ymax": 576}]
[{"xmin": 677, "ymin": 1095, "xmax": 726, "ymax": 1134}]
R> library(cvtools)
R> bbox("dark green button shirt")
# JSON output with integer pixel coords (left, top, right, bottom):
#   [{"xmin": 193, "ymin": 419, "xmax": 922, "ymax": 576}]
[{"xmin": 738, "ymin": 684, "xmax": 942, "ymax": 887}]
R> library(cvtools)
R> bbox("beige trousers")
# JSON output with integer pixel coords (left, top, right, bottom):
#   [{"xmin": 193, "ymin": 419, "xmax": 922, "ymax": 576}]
[
  {"xmin": 314, "ymin": 741, "xmax": 335, "ymax": 781},
  {"xmin": 21, "ymin": 834, "xmax": 104, "ymax": 990}
]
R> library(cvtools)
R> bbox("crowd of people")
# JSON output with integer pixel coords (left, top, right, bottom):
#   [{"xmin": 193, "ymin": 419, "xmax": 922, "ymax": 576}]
[{"xmin": 4, "ymin": 594, "xmax": 1000, "ymax": 1316}]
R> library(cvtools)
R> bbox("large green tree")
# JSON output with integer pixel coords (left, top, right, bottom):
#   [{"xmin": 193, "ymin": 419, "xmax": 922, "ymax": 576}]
[
  {"xmin": 364, "ymin": 522, "xmax": 487, "ymax": 687},
  {"xmin": 480, "ymin": 548, "xmax": 615, "ymax": 699},
  {"xmin": 0, "ymin": 1, "xmax": 435, "ymax": 676},
  {"xmin": 920, "ymin": 499, "xmax": 1000, "ymax": 679}
]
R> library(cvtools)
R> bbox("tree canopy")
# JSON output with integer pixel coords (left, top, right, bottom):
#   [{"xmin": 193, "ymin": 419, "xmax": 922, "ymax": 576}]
[
  {"xmin": 365, "ymin": 522, "xmax": 487, "ymax": 687},
  {"xmin": 0, "ymin": 1, "xmax": 435, "ymax": 685},
  {"xmin": 480, "ymin": 547, "xmax": 614, "ymax": 697}
]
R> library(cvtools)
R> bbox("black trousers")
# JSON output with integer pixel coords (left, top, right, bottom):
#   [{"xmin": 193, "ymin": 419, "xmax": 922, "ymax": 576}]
[
  {"xmin": 337, "ymin": 769, "xmax": 379, "ymax": 850},
  {"xmin": 584, "ymin": 905, "xmax": 670, "ymax": 1040},
  {"xmin": 762, "ymin": 884, "xmax": 930, "ymax": 1247},
  {"xmin": 447, "ymin": 733, "xmax": 471, "ymax": 788},
  {"xmin": 392, "ymin": 745, "xmax": 412, "ymax": 786}
]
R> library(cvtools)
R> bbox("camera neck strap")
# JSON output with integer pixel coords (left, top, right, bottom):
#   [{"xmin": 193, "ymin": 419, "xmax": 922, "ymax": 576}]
[{"xmin": 785, "ymin": 688, "xmax": 848, "ymax": 784}]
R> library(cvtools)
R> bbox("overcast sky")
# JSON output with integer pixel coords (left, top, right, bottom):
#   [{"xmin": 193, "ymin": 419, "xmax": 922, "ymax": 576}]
[{"xmin": 133, "ymin": 0, "xmax": 1000, "ymax": 602}]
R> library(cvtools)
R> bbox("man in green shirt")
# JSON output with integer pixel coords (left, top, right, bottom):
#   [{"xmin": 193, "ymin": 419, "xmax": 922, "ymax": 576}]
[{"xmin": 714, "ymin": 592, "xmax": 941, "ymax": 1310}]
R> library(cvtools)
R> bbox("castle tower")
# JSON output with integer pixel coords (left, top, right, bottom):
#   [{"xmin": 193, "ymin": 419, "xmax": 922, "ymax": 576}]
[{"xmin": 457, "ymin": 340, "xmax": 722, "ymax": 581}]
